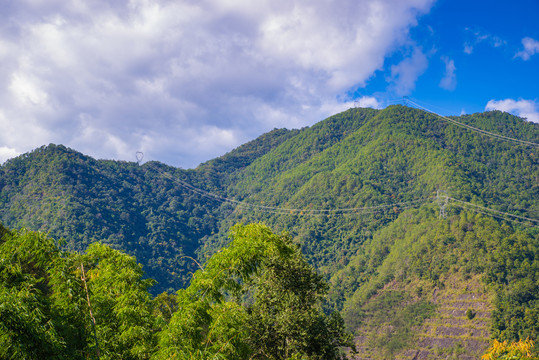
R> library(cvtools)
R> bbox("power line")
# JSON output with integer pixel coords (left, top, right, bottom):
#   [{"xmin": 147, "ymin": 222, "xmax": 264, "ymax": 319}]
[
  {"xmin": 234, "ymin": 199, "xmax": 431, "ymax": 216},
  {"xmin": 139, "ymin": 96, "xmax": 539, "ymax": 224},
  {"xmin": 150, "ymin": 163, "xmax": 432, "ymax": 216},
  {"xmin": 447, "ymin": 196, "xmax": 539, "ymax": 226},
  {"xmin": 406, "ymin": 98, "xmax": 539, "ymax": 147},
  {"xmin": 432, "ymin": 191, "xmax": 538, "ymax": 227},
  {"xmin": 453, "ymin": 202, "xmax": 538, "ymax": 227},
  {"xmin": 147, "ymin": 162, "xmax": 539, "ymax": 226},
  {"xmin": 156, "ymin": 161, "xmax": 539, "ymax": 226}
]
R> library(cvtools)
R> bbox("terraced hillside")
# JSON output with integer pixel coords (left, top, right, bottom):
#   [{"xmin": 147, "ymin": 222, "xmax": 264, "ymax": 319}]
[
  {"xmin": 410, "ymin": 273, "xmax": 493, "ymax": 359},
  {"xmin": 348, "ymin": 273, "xmax": 493, "ymax": 359}
]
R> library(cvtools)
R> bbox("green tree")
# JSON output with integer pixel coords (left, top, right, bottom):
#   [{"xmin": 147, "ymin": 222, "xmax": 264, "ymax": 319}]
[
  {"xmin": 0, "ymin": 225, "xmax": 160, "ymax": 359},
  {"xmin": 81, "ymin": 242, "xmax": 157, "ymax": 360},
  {"xmin": 154, "ymin": 223, "xmax": 349, "ymax": 360},
  {"xmin": 0, "ymin": 227, "xmax": 74, "ymax": 359},
  {"xmin": 246, "ymin": 244, "xmax": 349, "ymax": 359}
]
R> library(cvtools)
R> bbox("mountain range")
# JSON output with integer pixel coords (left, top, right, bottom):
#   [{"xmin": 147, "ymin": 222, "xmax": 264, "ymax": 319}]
[{"xmin": 1, "ymin": 105, "xmax": 538, "ymax": 358}]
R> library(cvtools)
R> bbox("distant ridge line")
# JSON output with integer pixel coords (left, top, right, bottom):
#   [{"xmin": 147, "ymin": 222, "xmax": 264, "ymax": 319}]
[{"xmin": 139, "ymin": 102, "xmax": 539, "ymax": 226}]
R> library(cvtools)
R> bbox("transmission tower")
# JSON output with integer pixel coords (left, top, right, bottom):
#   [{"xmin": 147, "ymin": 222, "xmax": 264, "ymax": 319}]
[
  {"xmin": 437, "ymin": 190, "xmax": 448, "ymax": 219},
  {"xmin": 136, "ymin": 151, "xmax": 144, "ymax": 166}
]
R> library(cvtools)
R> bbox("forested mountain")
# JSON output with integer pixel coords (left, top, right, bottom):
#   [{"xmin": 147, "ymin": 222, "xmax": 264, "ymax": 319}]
[
  {"xmin": 1, "ymin": 105, "xmax": 538, "ymax": 358},
  {"xmin": 0, "ymin": 128, "xmax": 294, "ymax": 293}
]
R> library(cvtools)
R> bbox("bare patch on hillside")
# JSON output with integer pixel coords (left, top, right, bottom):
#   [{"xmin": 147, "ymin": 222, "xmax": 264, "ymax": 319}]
[{"xmin": 346, "ymin": 273, "xmax": 493, "ymax": 359}]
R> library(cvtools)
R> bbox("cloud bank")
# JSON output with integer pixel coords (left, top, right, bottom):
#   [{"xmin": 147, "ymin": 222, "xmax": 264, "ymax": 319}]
[
  {"xmin": 0, "ymin": 0, "xmax": 434, "ymax": 167},
  {"xmin": 485, "ymin": 99, "xmax": 539, "ymax": 124}
]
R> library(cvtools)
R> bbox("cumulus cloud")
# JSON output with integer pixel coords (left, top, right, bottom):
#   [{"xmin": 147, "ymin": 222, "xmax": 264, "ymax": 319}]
[
  {"xmin": 0, "ymin": 146, "xmax": 20, "ymax": 164},
  {"xmin": 515, "ymin": 37, "xmax": 539, "ymax": 61},
  {"xmin": 485, "ymin": 99, "xmax": 539, "ymax": 123},
  {"xmin": 0, "ymin": 0, "xmax": 435, "ymax": 167},
  {"xmin": 439, "ymin": 56, "xmax": 456, "ymax": 91},
  {"xmin": 316, "ymin": 96, "xmax": 381, "ymax": 119},
  {"xmin": 354, "ymin": 96, "xmax": 382, "ymax": 109}
]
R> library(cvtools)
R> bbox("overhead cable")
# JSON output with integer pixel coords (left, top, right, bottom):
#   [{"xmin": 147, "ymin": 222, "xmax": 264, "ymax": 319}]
[
  {"xmin": 152, "ymin": 164, "xmax": 432, "ymax": 215},
  {"xmin": 406, "ymin": 98, "xmax": 539, "ymax": 147},
  {"xmin": 156, "ymin": 164, "xmax": 539, "ymax": 226},
  {"xmin": 447, "ymin": 196, "xmax": 539, "ymax": 225}
]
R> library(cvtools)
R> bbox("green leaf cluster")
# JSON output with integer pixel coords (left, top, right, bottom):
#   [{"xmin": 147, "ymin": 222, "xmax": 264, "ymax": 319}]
[{"xmin": 0, "ymin": 224, "xmax": 157, "ymax": 359}]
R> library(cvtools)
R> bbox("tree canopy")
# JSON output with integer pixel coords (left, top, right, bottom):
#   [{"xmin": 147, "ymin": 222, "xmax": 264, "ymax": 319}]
[{"xmin": 0, "ymin": 222, "xmax": 350, "ymax": 359}]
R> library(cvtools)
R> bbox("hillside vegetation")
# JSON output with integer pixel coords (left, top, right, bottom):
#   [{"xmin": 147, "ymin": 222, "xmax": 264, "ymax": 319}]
[{"xmin": 1, "ymin": 105, "xmax": 538, "ymax": 358}]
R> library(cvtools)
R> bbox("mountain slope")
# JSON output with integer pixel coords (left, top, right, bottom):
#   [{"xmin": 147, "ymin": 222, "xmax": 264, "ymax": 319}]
[
  {"xmin": 2, "ymin": 106, "xmax": 538, "ymax": 288},
  {"xmin": 1, "ymin": 105, "xmax": 538, "ymax": 357},
  {"xmin": 335, "ymin": 206, "xmax": 538, "ymax": 358},
  {"xmin": 201, "ymin": 106, "xmax": 538, "ymax": 276}
]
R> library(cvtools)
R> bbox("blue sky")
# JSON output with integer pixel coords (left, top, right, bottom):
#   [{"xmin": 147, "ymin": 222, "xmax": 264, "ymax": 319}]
[
  {"xmin": 360, "ymin": 0, "xmax": 539, "ymax": 117},
  {"xmin": 0, "ymin": 0, "xmax": 537, "ymax": 167}
]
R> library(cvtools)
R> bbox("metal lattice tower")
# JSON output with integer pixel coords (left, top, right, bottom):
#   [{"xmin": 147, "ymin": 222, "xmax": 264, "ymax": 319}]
[
  {"xmin": 437, "ymin": 190, "xmax": 448, "ymax": 218},
  {"xmin": 136, "ymin": 151, "xmax": 144, "ymax": 166}
]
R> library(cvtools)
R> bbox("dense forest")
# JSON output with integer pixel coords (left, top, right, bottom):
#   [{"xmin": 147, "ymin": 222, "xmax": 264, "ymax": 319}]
[{"xmin": 1, "ymin": 105, "xmax": 538, "ymax": 358}]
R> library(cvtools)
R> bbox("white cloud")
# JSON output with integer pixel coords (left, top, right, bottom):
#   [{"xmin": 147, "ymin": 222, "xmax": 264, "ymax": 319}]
[
  {"xmin": 515, "ymin": 37, "xmax": 539, "ymax": 61},
  {"xmin": 0, "ymin": 0, "xmax": 435, "ymax": 167},
  {"xmin": 439, "ymin": 56, "xmax": 456, "ymax": 91},
  {"xmin": 0, "ymin": 147, "xmax": 20, "ymax": 164},
  {"xmin": 485, "ymin": 99, "xmax": 539, "ymax": 123},
  {"xmin": 389, "ymin": 47, "xmax": 428, "ymax": 96},
  {"xmin": 316, "ymin": 96, "xmax": 381, "ymax": 120},
  {"xmin": 354, "ymin": 96, "xmax": 382, "ymax": 109},
  {"xmin": 9, "ymin": 72, "xmax": 49, "ymax": 106},
  {"xmin": 463, "ymin": 28, "xmax": 506, "ymax": 55}
]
